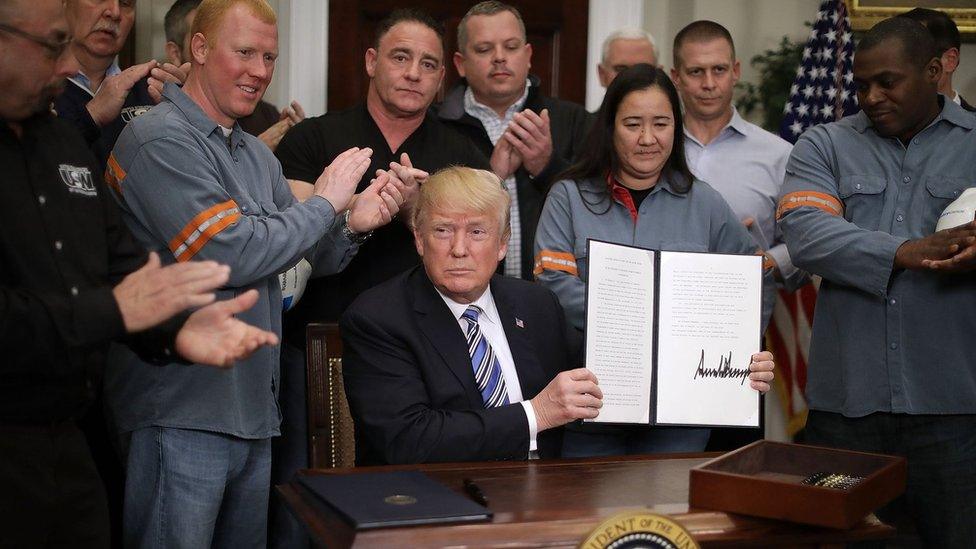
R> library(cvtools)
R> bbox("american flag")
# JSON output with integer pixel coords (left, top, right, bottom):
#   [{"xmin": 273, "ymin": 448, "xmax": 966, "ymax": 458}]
[
  {"xmin": 780, "ymin": 0, "xmax": 859, "ymax": 141},
  {"xmin": 769, "ymin": 0, "xmax": 859, "ymax": 436}
]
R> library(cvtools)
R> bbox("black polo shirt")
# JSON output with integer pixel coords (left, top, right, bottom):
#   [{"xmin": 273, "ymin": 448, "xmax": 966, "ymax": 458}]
[
  {"xmin": 0, "ymin": 114, "xmax": 170, "ymax": 422},
  {"xmin": 275, "ymin": 103, "xmax": 489, "ymax": 341}
]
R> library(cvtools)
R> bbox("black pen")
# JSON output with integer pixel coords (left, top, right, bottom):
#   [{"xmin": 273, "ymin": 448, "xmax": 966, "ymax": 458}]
[{"xmin": 462, "ymin": 478, "xmax": 489, "ymax": 507}]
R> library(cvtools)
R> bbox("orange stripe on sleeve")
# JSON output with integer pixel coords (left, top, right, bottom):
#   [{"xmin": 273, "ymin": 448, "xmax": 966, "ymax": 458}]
[
  {"xmin": 776, "ymin": 191, "xmax": 843, "ymax": 219},
  {"xmin": 175, "ymin": 212, "xmax": 240, "ymax": 262},
  {"xmin": 104, "ymin": 153, "xmax": 126, "ymax": 195},
  {"xmin": 107, "ymin": 153, "xmax": 126, "ymax": 181},
  {"xmin": 104, "ymin": 171, "xmax": 121, "ymax": 195},
  {"xmin": 533, "ymin": 250, "xmax": 578, "ymax": 277},
  {"xmin": 168, "ymin": 200, "xmax": 238, "ymax": 254}
]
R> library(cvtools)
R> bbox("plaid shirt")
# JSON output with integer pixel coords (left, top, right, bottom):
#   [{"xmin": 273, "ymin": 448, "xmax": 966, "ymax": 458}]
[{"xmin": 463, "ymin": 82, "xmax": 530, "ymax": 278}]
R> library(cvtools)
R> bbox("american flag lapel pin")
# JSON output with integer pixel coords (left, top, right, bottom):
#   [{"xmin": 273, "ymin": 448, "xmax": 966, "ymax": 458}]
[{"xmin": 515, "ymin": 318, "xmax": 524, "ymax": 329}]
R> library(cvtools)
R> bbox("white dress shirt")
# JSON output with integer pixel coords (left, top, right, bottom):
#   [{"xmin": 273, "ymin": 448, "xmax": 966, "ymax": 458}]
[
  {"xmin": 463, "ymin": 83, "xmax": 531, "ymax": 278},
  {"xmin": 436, "ymin": 286, "xmax": 539, "ymax": 454}
]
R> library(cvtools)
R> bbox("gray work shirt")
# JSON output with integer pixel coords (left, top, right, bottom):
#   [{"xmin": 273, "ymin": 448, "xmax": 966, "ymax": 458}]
[
  {"xmin": 684, "ymin": 108, "xmax": 805, "ymax": 290},
  {"xmin": 535, "ymin": 175, "xmax": 775, "ymax": 332},
  {"xmin": 779, "ymin": 98, "xmax": 976, "ymax": 417},
  {"xmin": 103, "ymin": 83, "xmax": 356, "ymax": 439}
]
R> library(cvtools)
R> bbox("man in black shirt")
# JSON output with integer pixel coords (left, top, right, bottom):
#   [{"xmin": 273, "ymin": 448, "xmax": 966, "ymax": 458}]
[
  {"xmin": 0, "ymin": 1, "xmax": 278, "ymax": 545},
  {"xmin": 276, "ymin": 8, "xmax": 488, "ymax": 331}
]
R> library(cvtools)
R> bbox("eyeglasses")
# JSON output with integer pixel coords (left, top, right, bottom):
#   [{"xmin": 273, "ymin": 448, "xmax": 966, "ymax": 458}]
[{"xmin": 0, "ymin": 23, "xmax": 72, "ymax": 59}]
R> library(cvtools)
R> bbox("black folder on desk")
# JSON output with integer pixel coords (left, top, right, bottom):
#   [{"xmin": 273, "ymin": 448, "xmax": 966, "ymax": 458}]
[{"xmin": 297, "ymin": 471, "xmax": 492, "ymax": 529}]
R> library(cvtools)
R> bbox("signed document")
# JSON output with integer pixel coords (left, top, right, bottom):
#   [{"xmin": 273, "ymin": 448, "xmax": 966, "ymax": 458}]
[{"xmin": 584, "ymin": 240, "xmax": 762, "ymax": 428}]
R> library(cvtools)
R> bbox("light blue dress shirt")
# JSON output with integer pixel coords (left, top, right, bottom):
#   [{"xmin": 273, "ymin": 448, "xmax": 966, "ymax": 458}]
[{"xmin": 684, "ymin": 108, "xmax": 804, "ymax": 290}]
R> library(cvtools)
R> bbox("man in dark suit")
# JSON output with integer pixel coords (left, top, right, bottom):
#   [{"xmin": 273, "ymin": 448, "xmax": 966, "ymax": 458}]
[
  {"xmin": 899, "ymin": 7, "xmax": 975, "ymax": 112},
  {"xmin": 341, "ymin": 167, "xmax": 602, "ymax": 465}
]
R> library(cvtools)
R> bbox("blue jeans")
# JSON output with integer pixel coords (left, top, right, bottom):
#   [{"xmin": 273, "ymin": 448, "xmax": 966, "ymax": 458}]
[
  {"xmin": 123, "ymin": 427, "xmax": 271, "ymax": 549},
  {"xmin": 562, "ymin": 425, "xmax": 711, "ymax": 457},
  {"xmin": 805, "ymin": 411, "xmax": 976, "ymax": 549}
]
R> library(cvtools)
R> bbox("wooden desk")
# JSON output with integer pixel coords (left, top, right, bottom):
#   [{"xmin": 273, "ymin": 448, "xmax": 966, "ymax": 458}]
[{"xmin": 278, "ymin": 454, "xmax": 894, "ymax": 548}]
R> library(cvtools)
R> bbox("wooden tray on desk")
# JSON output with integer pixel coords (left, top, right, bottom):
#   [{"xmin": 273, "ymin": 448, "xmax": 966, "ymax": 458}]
[{"xmin": 689, "ymin": 440, "xmax": 906, "ymax": 530}]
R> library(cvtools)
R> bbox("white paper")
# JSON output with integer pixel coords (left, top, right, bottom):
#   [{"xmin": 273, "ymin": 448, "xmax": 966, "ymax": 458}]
[
  {"xmin": 654, "ymin": 251, "xmax": 761, "ymax": 427},
  {"xmin": 583, "ymin": 240, "xmax": 655, "ymax": 423}
]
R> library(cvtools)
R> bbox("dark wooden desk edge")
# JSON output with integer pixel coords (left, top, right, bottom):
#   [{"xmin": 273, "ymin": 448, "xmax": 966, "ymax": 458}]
[
  {"xmin": 277, "ymin": 453, "xmax": 896, "ymax": 548},
  {"xmin": 294, "ymin": 451, "xmax": 725, "ymax": 476}
]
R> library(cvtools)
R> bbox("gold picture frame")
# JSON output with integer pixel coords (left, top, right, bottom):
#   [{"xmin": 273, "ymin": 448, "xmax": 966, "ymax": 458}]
[{"xmin": 848, "ymin": 0, "xmax": 976, "ymax": 39}]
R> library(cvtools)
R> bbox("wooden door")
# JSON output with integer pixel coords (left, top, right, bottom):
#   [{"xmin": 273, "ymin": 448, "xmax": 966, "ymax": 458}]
[{"xmin": 327, "ymin": 0, "xmax": 589, "ymax": 111}]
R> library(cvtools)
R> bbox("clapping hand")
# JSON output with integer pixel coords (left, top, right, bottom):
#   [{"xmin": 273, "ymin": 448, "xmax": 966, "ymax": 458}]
[
  {"xmin": 312, "ymin": 147, "xmax": 373, "ymax": 213},
  {"xmin": 503, "ymin": 108, "xmax": 553, "ymax": 177},
  {"xmin": 258, "ymin": 100, "xmax": 306, "ymax": 151},
  {"xmin": 387, "ymin": 152, "xmax": 428, "ymax": 216},
  {"xmin": 113, "ymin": 252, "xmax": 228, "ymax": 332},
  {"xmin": 346, "ymin": 169, "xmax": 405, "ymax": 233},
  {"xmin": 112, "ymin": 253, "xmax": 278, "ymax": 368},
  {"xmin": 176, "ymin": 289, "xmax": 279, "ymax": 368},
  {"xmin": 490, "ymin": 131, "xmax": 522, "ymax": 180}
]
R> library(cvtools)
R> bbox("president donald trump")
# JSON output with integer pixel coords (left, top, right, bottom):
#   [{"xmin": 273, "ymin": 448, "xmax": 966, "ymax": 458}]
[{"xmin": 341, "ymin": 167, "xmax": 603, "ymax": 464}]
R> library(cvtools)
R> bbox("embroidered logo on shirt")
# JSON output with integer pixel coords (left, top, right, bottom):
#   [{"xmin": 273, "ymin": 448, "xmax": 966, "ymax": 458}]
[
  {"xmin": 121, "ymin": 105, "xmax": 152, "ymax": 123},
  {"xmin": 59, "ymin": 164, "xmax": 97, "ymax": 197}
]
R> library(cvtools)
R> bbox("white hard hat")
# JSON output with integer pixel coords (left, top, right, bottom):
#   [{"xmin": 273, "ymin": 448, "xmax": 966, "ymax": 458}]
[{"xmin": 936, "ymin": 188, "xmax": 976, "ymax": 232}]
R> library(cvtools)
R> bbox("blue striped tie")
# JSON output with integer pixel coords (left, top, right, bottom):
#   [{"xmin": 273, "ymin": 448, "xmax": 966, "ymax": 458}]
[{"xmin": 461, "ymin": 306, "xmax": 510, "ymax": 408}]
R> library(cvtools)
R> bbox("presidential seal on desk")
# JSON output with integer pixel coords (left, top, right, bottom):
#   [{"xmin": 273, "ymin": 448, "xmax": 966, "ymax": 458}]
[{"xmin": 579, "ymin": 511, "xmax": 699, "ymax": 549}]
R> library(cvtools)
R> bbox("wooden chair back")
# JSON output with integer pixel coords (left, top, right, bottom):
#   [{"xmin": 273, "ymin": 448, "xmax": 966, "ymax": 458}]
[{"xmin": 305, "ymin": 323, "xmax": 356, "ymax": 468}]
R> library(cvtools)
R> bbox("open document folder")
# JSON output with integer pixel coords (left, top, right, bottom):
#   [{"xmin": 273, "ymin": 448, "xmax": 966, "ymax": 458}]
[{"xmin": 583, "ymin": 239, "xmax": 763, "ymax": 428}]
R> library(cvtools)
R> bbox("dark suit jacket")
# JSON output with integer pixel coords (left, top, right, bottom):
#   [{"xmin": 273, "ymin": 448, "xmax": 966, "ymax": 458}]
[
  {"xmin": 341, "ymin": 267, "xmax": 580, "ymax": 465},
  {"xmin": 960, "ymin": 94, "xmax": 975, "ymax": 113}
]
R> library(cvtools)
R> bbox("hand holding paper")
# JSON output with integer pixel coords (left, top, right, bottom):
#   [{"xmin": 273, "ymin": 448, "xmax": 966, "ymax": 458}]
[
  {"xmin": 748, "ymin": 351, "xmax": 775, "ymax": 393},
  {"xmin": 530, "ymin": 368, "xmax": 603, "ymax": 431}
]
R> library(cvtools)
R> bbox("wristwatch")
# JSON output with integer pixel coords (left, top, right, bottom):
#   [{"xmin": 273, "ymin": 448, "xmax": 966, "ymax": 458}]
[{"xmin": 342, "ymin": 209, "xmax": 372, "ymax": 244}]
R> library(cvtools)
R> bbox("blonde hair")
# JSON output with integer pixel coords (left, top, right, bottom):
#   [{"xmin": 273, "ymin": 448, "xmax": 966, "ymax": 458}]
[
  {"xmin": 191, "ymin": 0, "xmax": 276, "ymax": 46},
  {"xmin": 412, "ymin": 166, "xmax": 511, "ymax": 238}
]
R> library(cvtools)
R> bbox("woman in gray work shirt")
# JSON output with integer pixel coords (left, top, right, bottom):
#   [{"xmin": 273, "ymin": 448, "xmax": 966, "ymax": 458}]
[{"xmin": 533, "ymin": 64, "xmax": 775, "ymax": 457}]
